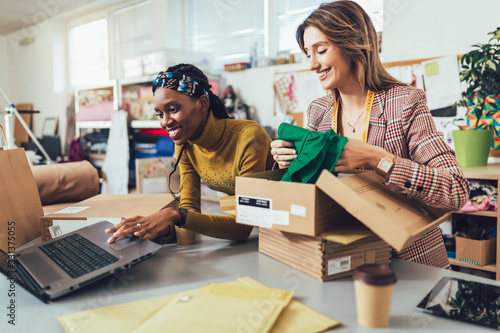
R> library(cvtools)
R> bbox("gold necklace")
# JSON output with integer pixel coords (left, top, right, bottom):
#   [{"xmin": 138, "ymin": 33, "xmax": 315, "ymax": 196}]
[{"xmin": 342, "ymin": 107, "xmax": 365, "ymax": 133}]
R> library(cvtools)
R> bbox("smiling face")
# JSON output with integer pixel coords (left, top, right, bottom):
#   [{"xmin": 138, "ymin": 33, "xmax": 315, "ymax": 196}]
[
  {"xmin": 303, "ymin": 26, "xmax": 356, "ymax": 92},
  {"xmin": 153, "ymin": 88, "xmax": 209, "ymax": 145}
]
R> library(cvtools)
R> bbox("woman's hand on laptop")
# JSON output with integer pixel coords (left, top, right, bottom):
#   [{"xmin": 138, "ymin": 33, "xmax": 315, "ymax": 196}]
[{"xmin": 105, "ymin": 208, "xmax": 179, "ymax": 243}]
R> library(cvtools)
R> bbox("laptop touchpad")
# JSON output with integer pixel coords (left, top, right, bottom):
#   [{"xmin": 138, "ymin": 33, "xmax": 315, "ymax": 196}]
[
  {"xmin": 105, "ymin": 235, "xmax": 140, "ymax": 251},
  {"xmin": 20, "ymin": 252, "xmax": 62, "ymax": 288}
]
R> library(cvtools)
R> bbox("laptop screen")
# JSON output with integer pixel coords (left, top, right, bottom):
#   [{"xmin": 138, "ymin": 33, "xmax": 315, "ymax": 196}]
[{"xmin": 0, "ymin": 249, "xmax": 48, "ymax": 303}]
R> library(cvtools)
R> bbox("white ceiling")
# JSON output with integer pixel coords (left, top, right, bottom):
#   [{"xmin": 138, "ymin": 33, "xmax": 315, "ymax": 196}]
[{"xmin": 0, "ymin": 0, "xmax": 126, "ymax": 36}]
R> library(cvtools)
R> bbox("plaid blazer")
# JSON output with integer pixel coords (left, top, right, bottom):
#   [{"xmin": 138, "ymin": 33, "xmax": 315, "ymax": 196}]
[{"xmin": 307, "ymin": 85, "xmax": 469, "ymax": 268}]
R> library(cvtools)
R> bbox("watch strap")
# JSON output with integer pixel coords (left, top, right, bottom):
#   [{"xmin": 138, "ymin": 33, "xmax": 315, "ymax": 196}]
[{"xmin": 175, "ymin": 207, "xmax": 188, "ymax": 228}]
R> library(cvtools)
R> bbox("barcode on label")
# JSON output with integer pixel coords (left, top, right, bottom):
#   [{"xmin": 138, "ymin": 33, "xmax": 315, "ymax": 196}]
[
  {"xmin": 48, "ymin": 225, "xmax": 63, "ymax": 239},
  {"xmin": 328, "ymin": 256, "xmax": 351, "ymax": 276}
]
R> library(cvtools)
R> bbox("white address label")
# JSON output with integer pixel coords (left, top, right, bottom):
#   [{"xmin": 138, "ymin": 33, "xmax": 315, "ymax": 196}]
[
  {"xmin": 328, "ymin": 256, "xmax": 351, "ymax": 275},
  {"xmin": 236, "ymin": 195, "xmax": 272, "ymax": 228}
]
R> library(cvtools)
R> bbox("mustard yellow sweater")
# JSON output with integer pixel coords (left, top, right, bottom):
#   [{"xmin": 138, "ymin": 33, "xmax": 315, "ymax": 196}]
[{"xmin": 175, "ymin": 111, "xmax": 273, "ymax": 241}]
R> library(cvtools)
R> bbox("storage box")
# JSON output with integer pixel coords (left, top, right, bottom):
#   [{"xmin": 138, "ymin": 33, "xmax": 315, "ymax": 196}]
[
  {"xmin": 41, "ymin": 193, "xmax": 178, "ymax": 241},
  {"xmin": 259, "ymin": 228, "xmax": 392, "ymax": 281},
  {"xmin": 455, "ymin": 236, "xmax": 496, "ymax": 266},
  {"xmin": 235, "ymin": 169, "xmax": 449, "ymax": 252}
]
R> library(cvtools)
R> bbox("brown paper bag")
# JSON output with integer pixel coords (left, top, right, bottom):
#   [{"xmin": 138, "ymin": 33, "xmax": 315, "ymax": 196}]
[{"xmin": 0, "ymin": 148, "xmax": 43, "ymax": 253}]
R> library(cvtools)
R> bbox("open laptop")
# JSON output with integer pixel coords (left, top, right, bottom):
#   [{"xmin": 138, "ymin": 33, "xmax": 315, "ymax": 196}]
[{"xmin": 0, "ymin": 221, "xmax": 161, "ymax": 302}]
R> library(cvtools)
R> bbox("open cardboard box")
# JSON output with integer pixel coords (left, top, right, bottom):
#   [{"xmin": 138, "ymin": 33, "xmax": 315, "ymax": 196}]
[
  {"xmin": 41, "ymin": 193, "xmax": 178, "ymax": 241},
  {"xmin": 235, "ymin": 169, "xmax": 450, "ymax": 252}
]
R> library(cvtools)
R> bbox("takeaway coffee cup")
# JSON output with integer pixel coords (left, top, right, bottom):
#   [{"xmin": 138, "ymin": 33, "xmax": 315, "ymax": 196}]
[
  {"xmin": 175, "ymin": 226, "xmax": 196, "ymax": 245},
  {"xmin": 353, "ymin": 264, "xmax": 397, "ymax": 328}
]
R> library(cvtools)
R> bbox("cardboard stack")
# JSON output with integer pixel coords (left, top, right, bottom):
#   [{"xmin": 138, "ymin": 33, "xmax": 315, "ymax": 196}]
[
  {"xmin": 234, "ymin": 169, "xmax": 450, "ymax": 281},
  {"xmin": 259, "ymin": 228, "xmax": 392, "ymax": 281}
]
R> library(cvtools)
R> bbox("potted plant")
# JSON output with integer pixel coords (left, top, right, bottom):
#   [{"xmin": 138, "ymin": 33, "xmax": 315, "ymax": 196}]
[{"xmin": 453, "ymin": 27, "xmax": 500, "ymax": 167}]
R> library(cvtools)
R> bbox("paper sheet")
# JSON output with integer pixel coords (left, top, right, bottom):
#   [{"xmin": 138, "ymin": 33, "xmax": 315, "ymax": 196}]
[{"xmin": 422, "ymin": 56, "xmax": 462, "ymax": 110}]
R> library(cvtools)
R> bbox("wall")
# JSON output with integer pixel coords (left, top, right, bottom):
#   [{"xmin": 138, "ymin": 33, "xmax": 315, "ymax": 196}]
[
  {"xmin": 381, "ymin": 0, "xmax": 500, "ymax": 62},
  {"xmin": 0, "ymin": 0, "xmax": 176, "ymax": 153},
  {"xmin": 2, "ymin": 0, "xmax": 500, "ymax": 151},
  {"xmin": 221, "ymin": 61, "xmax": 316, "ymax": 128},
  {"xmin": 0, "ymin": 36, "xmax": 8, "ymax": 141},
  {"xmin": 6, "ymin": 20, "xmax": 68, "ymax": 151},
  {"xmin": 224, "ymin": 0, "xmax": 500, "ymax": 130}
]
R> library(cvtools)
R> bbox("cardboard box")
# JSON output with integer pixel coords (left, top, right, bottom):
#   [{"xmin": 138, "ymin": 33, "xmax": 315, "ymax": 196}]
[
  {"xmin": 41, "ymin": 193, "xmax": 178, "ymax": 241},
  {"xmin": 259, "ymin": 228, "xmax": 392, "ymax": 281},
  {"xmin": 236, "ymin": 169, "xmax": 449, "ymax": 252},
  {"xmin": 456, "ymin": 236, "xmax": 496, "ymax": 266}
]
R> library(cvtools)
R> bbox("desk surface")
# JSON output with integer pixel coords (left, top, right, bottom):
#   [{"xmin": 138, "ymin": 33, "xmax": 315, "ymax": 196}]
[{"xmin": 1, "ymin": 230, "xmax": 499, "ymax": 333}]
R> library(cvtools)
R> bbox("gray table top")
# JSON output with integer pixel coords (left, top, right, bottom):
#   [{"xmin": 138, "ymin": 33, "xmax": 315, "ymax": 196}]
[{"xmin": 1, "ymin": 229, "xmax": 499, "ymax": 332}]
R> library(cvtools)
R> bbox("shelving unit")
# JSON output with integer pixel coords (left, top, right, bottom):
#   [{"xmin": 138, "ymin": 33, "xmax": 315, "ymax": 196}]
[
  {"xmin": 119, "ymin": 75, "xmax": 157, "ymax": 121},
  {"xmin": 450, "ymin": 163, "xmax": 500, "ymax": 281},
  {"xmin": 75, "ymin": 81, "xmax": 118, "ymax": 125}
]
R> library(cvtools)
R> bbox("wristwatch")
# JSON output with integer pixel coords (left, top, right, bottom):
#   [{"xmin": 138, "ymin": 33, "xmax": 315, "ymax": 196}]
[
  {"xmin": 376, "ymin": 155, "xmax": 395, "ymax": 177},
  {"xmin": 175, "ymin": 207, "xmax": 188, "ymax": 228}
]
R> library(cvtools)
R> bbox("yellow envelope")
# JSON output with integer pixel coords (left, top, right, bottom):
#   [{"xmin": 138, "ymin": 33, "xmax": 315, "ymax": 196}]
[
  {"xmin": 134, "ymin": 283, "xmax": 293, "ymax": 333},
  {"xmin": 58, "ymin": 289, "xmax": 200, "ymax": 333},
  {"xmin": 58, "ymin": 277, "xmax": 340, "ymax": 333},
  {"xmin": 237, "ymin": 277, "xmax": 341, "ymax": 333},
  {"xmin": 319, "ymin": 220, "xmax": 374, "ymax": 245}
]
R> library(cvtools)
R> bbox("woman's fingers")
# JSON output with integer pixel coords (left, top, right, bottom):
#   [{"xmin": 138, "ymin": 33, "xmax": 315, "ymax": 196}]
[
  {"xmin": 271, "ymin": 147, "xmax": 297, "ymax": 156},
  {"xmin": 105, "ymin": 216, "xmax": 142, "ymax": 234},
  {"xmin": 107, "ymin": 221, "xmax": 142, "ymax": 243},
  {"xmin": 270, "ymin": 140, "xmax": 295, "ymax": 148},
  {"xmin": 270, "ymin": 140, "xmax": 297, "ymax": 168}
]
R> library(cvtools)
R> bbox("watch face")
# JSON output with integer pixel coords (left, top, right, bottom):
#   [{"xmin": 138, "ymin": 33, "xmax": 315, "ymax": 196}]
[{"xmin": 378, "ymin": 158, "xmax": 392, "ymax": 173}]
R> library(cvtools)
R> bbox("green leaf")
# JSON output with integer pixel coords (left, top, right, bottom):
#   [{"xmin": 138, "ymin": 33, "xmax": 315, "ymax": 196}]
[{"xmin": 487, "ymin": 59, "xmax": 497, "ymax": 71}]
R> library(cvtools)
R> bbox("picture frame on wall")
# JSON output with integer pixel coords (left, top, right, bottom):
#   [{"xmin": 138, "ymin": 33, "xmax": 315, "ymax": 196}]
[{"xmin": 42, "ymin": 117, "xmax": 58, "ymax": 136}]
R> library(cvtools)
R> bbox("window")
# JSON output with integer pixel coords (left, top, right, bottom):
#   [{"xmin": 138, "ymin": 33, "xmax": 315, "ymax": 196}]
[
  {"xmin": 112, "ymin": 1, "xmax": 153, "ymax": 79},
  {"xmin": 274, "ymin": 0, "xmax": 326, "ymax": 55},
  {"xmin": 187, "ymin": 0, "xmax": 384, "ymax": 72},
  {"xmin": 275, "ymin": 0, "xmax": 384, "ymax": 55},
  {"xmin": 68, "ymin": 19, "xmax": 109, "ymax": 87},
  {"xmin": 187, "ymin": 0, "xmax": 266, "ymax": 73}
]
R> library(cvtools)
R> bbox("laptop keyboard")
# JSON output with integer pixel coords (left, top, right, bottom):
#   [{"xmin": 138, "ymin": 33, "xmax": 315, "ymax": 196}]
[{"xmin": 39, "ymin": 234, "xmax": 119, "ymax": 279}]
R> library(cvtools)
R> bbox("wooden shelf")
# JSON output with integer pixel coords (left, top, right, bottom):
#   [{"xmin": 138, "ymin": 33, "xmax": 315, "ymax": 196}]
[
  {"xmin": 454, "ymin": 210, "xmax": 497, "ymax": 218},
  {"xmin": 452, "ymin": 163, "xmax": 500, "ymax": 280},
  {"xmin": 449, "ymin": 258, "xmax": 496, "ymax": 273}
]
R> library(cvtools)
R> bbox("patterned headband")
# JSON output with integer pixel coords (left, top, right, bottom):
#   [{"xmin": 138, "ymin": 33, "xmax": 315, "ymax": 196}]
[{"xmin": 152, "ymin": 72, "xmax": 208, "ymax": 98}]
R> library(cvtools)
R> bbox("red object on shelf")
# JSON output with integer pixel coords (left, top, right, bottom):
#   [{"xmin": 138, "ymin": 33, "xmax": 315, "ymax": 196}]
[{"xmin": 139, "ymin": 128, "xmax": 169, "ymax": 136}]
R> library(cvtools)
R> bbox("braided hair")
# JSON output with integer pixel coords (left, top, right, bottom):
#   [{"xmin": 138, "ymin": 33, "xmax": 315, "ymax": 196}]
[{"xmin": 157, "ymin": 63, "xmax": 230, "ymax": 200}]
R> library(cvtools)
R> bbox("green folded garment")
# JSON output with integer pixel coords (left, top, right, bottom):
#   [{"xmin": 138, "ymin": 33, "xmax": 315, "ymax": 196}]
[{"xmin": 278, "ymin": 123, "xmax": 348, "ymax": 184}]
